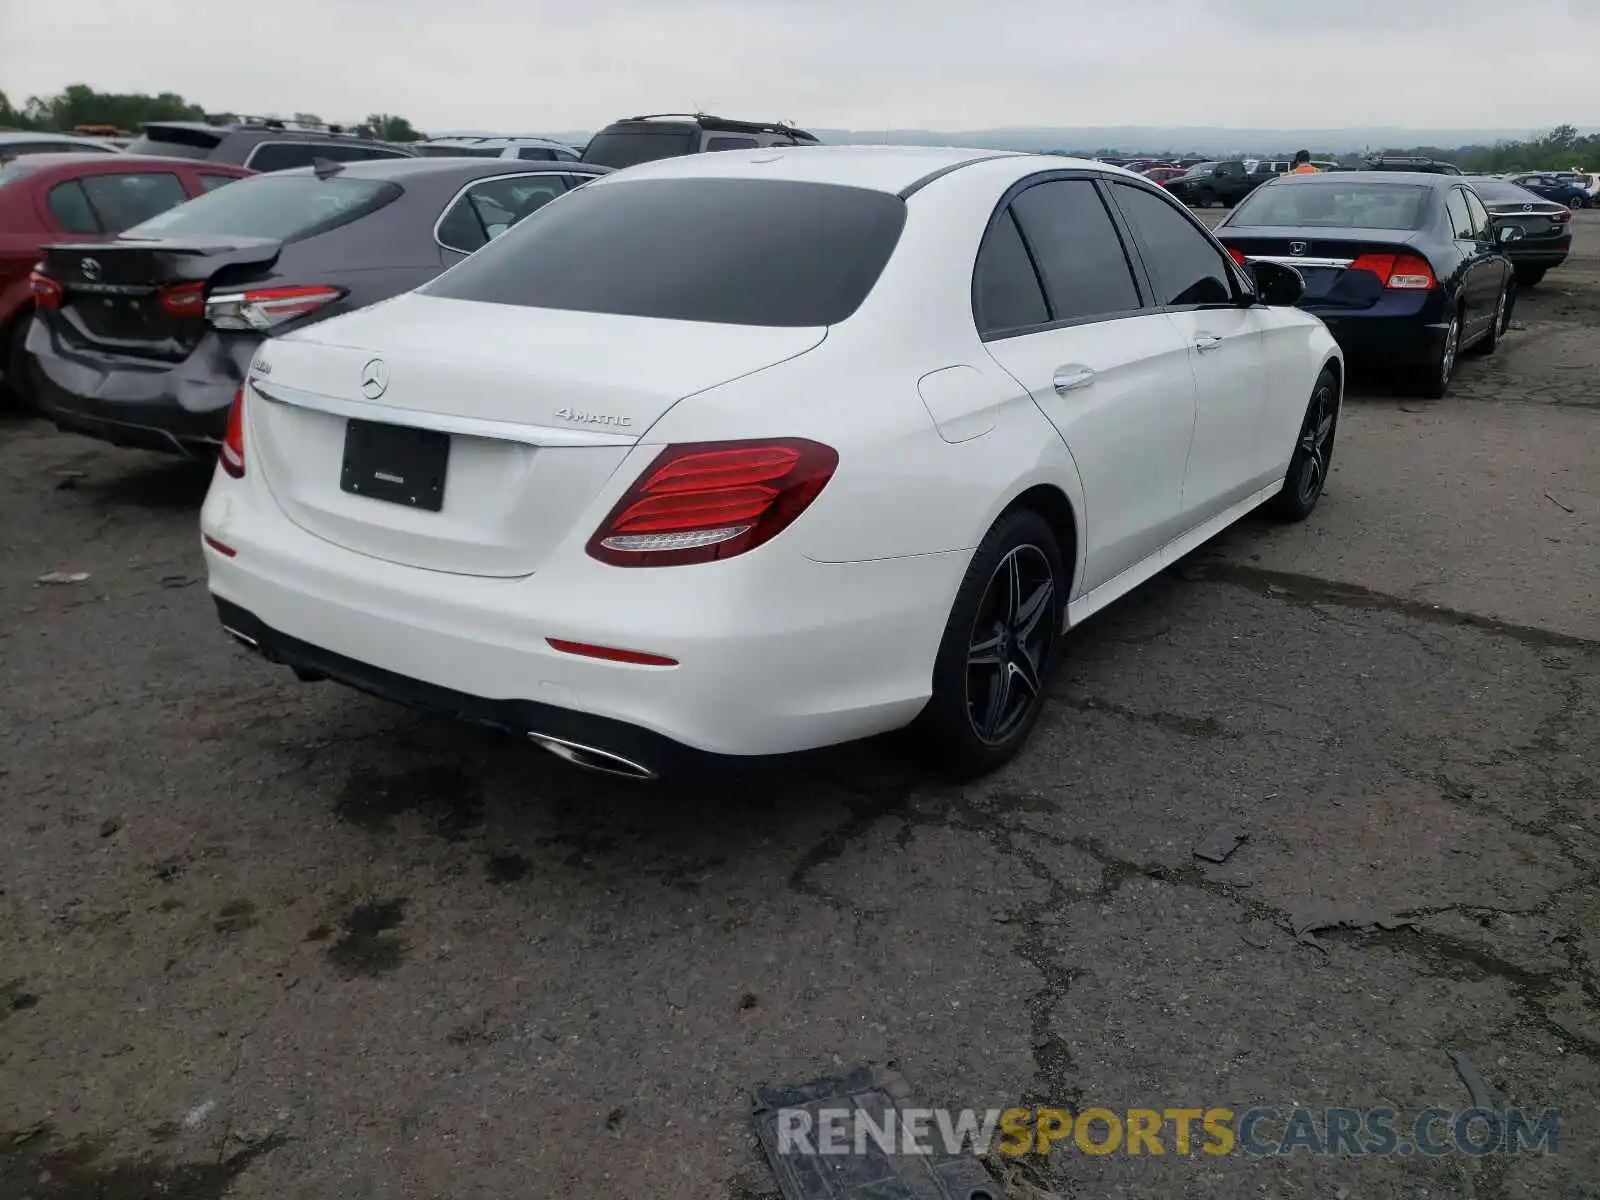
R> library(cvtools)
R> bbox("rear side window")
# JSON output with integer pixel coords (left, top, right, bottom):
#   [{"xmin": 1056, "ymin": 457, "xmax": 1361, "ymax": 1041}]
[
  {"xmin": 80, "ymin": 173, "xmax": 190, "ymax": 231},
  {"xmin": 415, "ymin": 144, "xmax": 503, "ymax": 158},
  {"xmin": 705, "ymin": 136, "xmax": 758, "ymax": 152},
  {"xmin": 580, "ymin": 128, "xmax": 698, "ymax": 168},
  {"xmin": 425, "ymin": 177, "xmax": 906, "ymax": 327},
  {"xmin": 125, "ymin": 127, "xmax": 222, "ymax": 159},
  {"xmin": 435, "ymin": 174, "xmax": 572, "ymax": 253},
  {"xmin": 1010, "ymin": 180, "xmax": 1141, "ymax": 322},
  {"xmin": 1109, "ymin": 183, "xmax": 1233, "ymax": 308},
  {"xmin": 973, "ymin": 212, "xmax": 1049, "ymax": 335},
  {"xmin": 516, "ymin": 147, "xmax": 556, "ymax": 161},
  {"xmin": 1444, "ymin": 190, "xmax": 1473, "ymax": 239},
  {"xmin": 48, "ymin": 181, "xmax": 101, "ymax": 233},
  {"xmin": 123, "ymin": 174, "xmax": 401, "ymax": 242}
]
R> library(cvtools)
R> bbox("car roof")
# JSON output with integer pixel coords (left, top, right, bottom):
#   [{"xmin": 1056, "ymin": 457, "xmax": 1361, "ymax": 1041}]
[
  {"xmin": 264, "ymin": 157, "xmax": 610, "ymax": 182},
  {"xmin": 582, "ymin": 144, "xmax": 1054, "ymax": 194},
  {"xmin": 0, "ymin": 152, "xmax": 254, "ymax": 177},
  {"xmin": 419, "ymin": 135, "xmax": 572, "ymax": 148}
]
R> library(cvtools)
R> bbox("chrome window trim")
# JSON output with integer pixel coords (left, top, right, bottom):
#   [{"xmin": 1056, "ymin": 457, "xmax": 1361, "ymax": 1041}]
[{"xmin": 249, "ymin": 379, "xmax": 639, "ymax": 448}]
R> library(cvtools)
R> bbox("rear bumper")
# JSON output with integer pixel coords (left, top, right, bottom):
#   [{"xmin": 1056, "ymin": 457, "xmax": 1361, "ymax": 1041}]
[
  {"xmin": 201, "ymin": 468, "xmax": 965, "ymax": 767},
  {"xmin": 1307, "ymin": 308, "xmax": 1449, "ymax": 369},
  {"xmin": 26, "ymin": 320, "xmax": 260, "ymax": 456},
  {"xmin": 1507, "ymin": 245, "xmax": 1570, "ymax": 270}
]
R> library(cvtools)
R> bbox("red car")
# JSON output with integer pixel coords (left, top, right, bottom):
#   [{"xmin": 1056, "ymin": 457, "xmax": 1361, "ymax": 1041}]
[
  {"xmin": 1, "ymin": 153, "xmax": 254, "ymax": 408},
  {"xmin": 1142, "ymin": 166, "xmax": 1187, "ymax": 187}
]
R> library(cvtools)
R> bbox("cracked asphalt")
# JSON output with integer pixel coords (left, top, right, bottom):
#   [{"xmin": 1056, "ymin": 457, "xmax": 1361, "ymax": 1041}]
[{"xmin": 2, "ymin": 212, "xmax": 1597, "ymax": 1200}]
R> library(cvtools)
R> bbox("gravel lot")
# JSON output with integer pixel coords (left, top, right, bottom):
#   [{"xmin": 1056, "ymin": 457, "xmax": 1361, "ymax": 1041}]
[{"xmin": 2, "ymin": 212, "xmax": 1597, "ymax": 1200}]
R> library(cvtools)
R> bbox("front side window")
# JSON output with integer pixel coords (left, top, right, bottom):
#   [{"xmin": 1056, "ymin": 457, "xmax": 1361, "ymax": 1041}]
[
  {"xmin": 973, "ymin": 210, "xmax": 1050, "ymax": 336},
  {"xmin": 425, "ymin": 177, "xmax": 906, "ymax": 327},
  {"xmin": 1109, "ymin": 183, "xmax": 1233, "ymax": 308},
  {"xmin": 80, "ymin": 172, "xmax": 190, "ymax": 231},
  {"xmin": 1009, "ymin": 180, "xmax": 1141, "ymax": 322},
  {"xmin": 435, "ymin": 174, "xmax": 572, "ymax": 253}
]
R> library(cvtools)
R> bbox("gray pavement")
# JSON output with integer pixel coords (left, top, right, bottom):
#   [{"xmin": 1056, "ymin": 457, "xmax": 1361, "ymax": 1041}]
[{"xmin": 2, "ymin": 214, "xmax": 1597, "ymax": 1200}]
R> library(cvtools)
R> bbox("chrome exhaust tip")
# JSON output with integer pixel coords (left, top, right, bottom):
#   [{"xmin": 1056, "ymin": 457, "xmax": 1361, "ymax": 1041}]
[{"xmin": 528, "ymin": 733, "xmax": 657, "ymax": 781}]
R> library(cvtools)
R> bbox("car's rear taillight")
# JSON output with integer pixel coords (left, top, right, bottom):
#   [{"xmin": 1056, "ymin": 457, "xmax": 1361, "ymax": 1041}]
[
  {"xmin": 1349, "ymin": 253, "xmax": 1436, "ymax": 290},
  {"xmin": 205, "ymin": 285, "xmax": 343, "ymax": 331},
  {"xmin": 586, "ymin": 438, "xmax": 838, "ymax": 567},
  {"xmin": 28, "ymin": 265, "xmax": 62, "ymax": 310},
  {"xmin": 219, "ymin": 386, "xmax": 246, "ymax": 478},
  {"xmin": 159, "ymin": 281, "xmax": 206, "ymax": 318},
  {"xmin": 1552, "ymin": 208, "xmax": 1572, "ymax": 223}
]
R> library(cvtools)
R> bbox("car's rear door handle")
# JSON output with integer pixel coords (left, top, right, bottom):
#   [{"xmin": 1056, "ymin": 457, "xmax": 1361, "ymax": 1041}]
[
  {"xmin": 1051, "ymin": 366, "xmax": 1096, "ymax": 393},
  {"xmin": 1194, "ymin": 334, "xmax": 1224, "ymax": 352}
]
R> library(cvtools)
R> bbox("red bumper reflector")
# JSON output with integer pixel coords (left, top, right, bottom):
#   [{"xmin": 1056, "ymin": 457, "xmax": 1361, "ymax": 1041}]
[
  {"xmin": 202, "ymin": 534, "xmax": 237, "ymax": 558},
  {"xmin": 546, "ymin": 638, "xmax": 678, "ymax": 667}
]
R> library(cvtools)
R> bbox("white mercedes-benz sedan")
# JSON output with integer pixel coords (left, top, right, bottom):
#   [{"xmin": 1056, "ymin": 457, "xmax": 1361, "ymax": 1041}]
[{"xmin": 201, "ymin": 146, "xmax": 1341, "ymax": 780}]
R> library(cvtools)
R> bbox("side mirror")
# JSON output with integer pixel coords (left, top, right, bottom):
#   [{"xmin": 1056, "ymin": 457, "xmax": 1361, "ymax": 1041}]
[
  {"xmin": 1498, "ymin": 225, "xmax": 1525, "ymax": 244},
  {"xmin": 1248, "ymin": 259, "xmax": 1306, "ymax": 307}
]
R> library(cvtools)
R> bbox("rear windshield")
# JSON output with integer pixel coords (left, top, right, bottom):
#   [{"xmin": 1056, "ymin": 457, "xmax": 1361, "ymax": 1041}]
[
  {"xmin": 125, "ymin": 126, "xmax": 224, "ymax": 159},
  {"xmin": 414, "ymin": 144, "xmax": 503, "ymax": 158},
  {"xmin": 424, "ymin": 177, "xmax": 906, "ymax": 327},
  {"xmin": 580, "ymin": 128, "xmax": 698, "ymax": 168},
  {"xmin": 122, "ymin": 173, "xmax": 400, "ymax": 242},
  {"xmin": 1469, "ymin": 178, "xmax": 1551, "ymax": 205},
  {"xmin": 1231, "ymin": 181, "xmax": 1430, "ymax": 230}
]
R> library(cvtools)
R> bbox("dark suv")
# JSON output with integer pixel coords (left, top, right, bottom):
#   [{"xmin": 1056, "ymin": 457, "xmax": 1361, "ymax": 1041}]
[
  {"xmin": 1163, "ymin": 159, "xmax": 1280, "ymax": 208},
  {"xmin": 124, "ymin": 117, "xmax": 415, "ymax": 173},
  {"xmin": 580, "ymin": 113, "xmax": 818, "ymax": 170},
  {"xmin": 1362, "ymin": 155, "xmax": 1462, "ymax": 176}
]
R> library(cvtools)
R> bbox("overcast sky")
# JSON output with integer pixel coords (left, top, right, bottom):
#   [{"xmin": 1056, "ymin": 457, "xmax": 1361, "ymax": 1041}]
[{"xmin": 4, "ymin": 0, "xmax": 1597, "ymax": 134}]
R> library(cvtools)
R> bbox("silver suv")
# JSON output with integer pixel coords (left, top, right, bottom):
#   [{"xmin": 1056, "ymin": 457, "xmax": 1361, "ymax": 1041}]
[
  {"xmin": 411, "ymin": 135, "xmax": 581, "ymax": 163},
  {"xmin": 580, "ymin": 113, "xmax": 818, "ymax": 170}
]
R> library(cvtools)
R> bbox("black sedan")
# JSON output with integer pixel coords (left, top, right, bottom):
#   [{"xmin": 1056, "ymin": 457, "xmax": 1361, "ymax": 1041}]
[
  {"xmin": 26, "ymin": 157, "xmax": 610, "ymax": 457},
  {"xmin": 1215, "ymin": 172, "xmax": 1521, "ymax": 398},
  {"xmin": 1465, "ymin": 176, "xmax": 1573, "ymax": 287}
]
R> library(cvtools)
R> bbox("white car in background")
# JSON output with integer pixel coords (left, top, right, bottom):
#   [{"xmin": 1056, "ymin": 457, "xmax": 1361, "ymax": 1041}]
[{"xmin": 202, "ymin": 146, "xmax": 1341, "ymax": 780}]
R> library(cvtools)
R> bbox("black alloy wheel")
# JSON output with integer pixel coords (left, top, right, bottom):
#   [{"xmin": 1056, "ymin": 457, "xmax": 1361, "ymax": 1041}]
[{"xmin": 1267, "ymin": 366, "xmax": 1338, "ymax": 522}]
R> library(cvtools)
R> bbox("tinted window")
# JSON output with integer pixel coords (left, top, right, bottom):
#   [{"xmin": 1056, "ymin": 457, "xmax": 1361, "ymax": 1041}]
[
  {"xmin": 426, "ymin": 177, "xmax": 906, "ymax": 327},
  {"xmin": 47, "ymin": 181, "xmax": 100, "ymax": 233},
  {"xmin": 124, "ymin": 174, "xmax": 400, "ymax": 241},
  {"xmin": 1009, "ymin": 180, "xmax": 1140, "ymax": 321},
  {"xmin": 1461, "ymin": 189, "xmax": 1490, "ymax": 235},
  {"xmin": 516, "ymin": 147, "xmax": 556, "ymax": 161},
  {"xmin": 972, "ymin": 211, "xmax": 1049, "ymax": 335},
  {"xmin": 1469, "ymin": 178, "xmax": 1543, "ymax": 206},
  {"xmin": 1231, "ymin": 181, "xmax": 1430, "ymax": 230},
  {"xmin": 579, "ymin": 129, "xmax": 698, "ymax": 168},
  {"xmin": 705, "ymin": 136, "xmax": 758, "ymax": 152},
  {"xmin": 1444, "ymin": 189, "xmax": 1473, "ymax": 238},
  {"xmin": 414, "ymin": 144, "xmax": 503, "ymax": 158},
  {"xmin": 199, "ymin": 174, "xmax": 240, "ymax": 192},
  {"xmin": 1110, "ymin": 183, "xmax": 1232, "ymax": 307},
  {"xmin": 436, "ymin": 174, "xmax": 571, "ymax": 253},
  {"xmin": 244, "ymin": 141, "xmax": 406, "ymax": 172},
  {"xmin": 80, "ymin": 172, "xmax": 189, "ymax": 231},
  {"xmin": 125, "ymin": 126, "xmax": 223, "ymax": 159}
]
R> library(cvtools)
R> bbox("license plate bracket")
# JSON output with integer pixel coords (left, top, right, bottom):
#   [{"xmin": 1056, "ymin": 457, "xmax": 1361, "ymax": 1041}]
[{"xmin": 340, "ymin": 419, "xmax": 449, "ymax": 512}]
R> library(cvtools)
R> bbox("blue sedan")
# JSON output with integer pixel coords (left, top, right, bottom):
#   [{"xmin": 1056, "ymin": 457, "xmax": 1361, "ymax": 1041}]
[{"xmin": 1509, "ymin": 173, "xmax": 1590, "ymax": 209}]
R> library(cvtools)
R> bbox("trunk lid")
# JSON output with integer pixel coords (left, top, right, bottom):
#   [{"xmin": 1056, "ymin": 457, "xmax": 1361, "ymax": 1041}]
[
  {"xmin": 1483, "ymin": 202, "xmax": 1570, "ymax": 243},
  {"xmin": 1219, "ymin": 227, "xmax": 1425, "ymax": 309},
  {"xmin": 247, "ymin": 292, "xmax": 827, "ymax": 577},
  {"xmin": 44, "ymin": 236, "xmax": 279, "ymax": 360}
]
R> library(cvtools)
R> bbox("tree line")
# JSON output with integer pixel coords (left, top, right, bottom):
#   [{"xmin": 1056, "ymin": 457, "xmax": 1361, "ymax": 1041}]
[
  {"xmin": 0, "ymin": 84, "xmax": 422, "ymax": 142},
  {"xmin": 2, "ymin": 84, "xmax": 1595, "ymax": 171}
]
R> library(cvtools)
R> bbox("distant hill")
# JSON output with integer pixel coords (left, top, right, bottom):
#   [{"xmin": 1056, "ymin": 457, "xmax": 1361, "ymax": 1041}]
[{"xmin": 543, "ymin": 125, "xmax": 1597, "ymax": 155}]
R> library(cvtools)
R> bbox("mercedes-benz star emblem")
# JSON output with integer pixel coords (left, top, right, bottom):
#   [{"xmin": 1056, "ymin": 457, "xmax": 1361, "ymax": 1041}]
[
  {"xmin": 1289, "ymin": 242, "xmax": 1307, "ymax": 256},
  {"xmin": 81, "ymin": 258, "xmax": 101, "ymax": 281},
  {"xmin": 360, "ymin": 358, "xmax": 389, "ymax": 399}
]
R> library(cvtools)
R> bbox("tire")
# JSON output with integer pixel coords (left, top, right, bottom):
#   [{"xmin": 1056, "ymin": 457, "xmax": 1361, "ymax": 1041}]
[
  {"xmin": 1412, "ymin": 307, "xmax": 1460, "ymax": 399},
  {"xmin": 1515, "ymin": 267, "xmax": 1546, "ymax": 289},
  {"xmin": 915, "ymin": 508, "xmax": 1065, "ymax": 779},
  {"xmin": 1266, "ymin": 366, "xmax": 1339, "ymax": 522},
  {"xmin": 1466, "ymin": 282, "xmax": 1509, "ymax": 356},
  {"xmin": 1195, "ymin": 187, "xmax": 1216, "ymax": 208},
  {"xmin": 0, "ymin": 309, "xmax": 34, "ymax": 414},
  {"xmin": 1567, "ymin": 196, "xmax": 1585, "ymax": 211}
]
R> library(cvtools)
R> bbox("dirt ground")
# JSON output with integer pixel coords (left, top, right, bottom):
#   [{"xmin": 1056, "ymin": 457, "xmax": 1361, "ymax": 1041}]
[{"xmin": 1, "ymin": 213, "xmax": 1597, "ymax": 1200}]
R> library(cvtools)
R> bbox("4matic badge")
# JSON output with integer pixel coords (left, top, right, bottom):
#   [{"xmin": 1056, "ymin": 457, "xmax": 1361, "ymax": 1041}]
[{"xmin": 554, "ymin": 407, "xmax": 632, "ymax": 428}]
